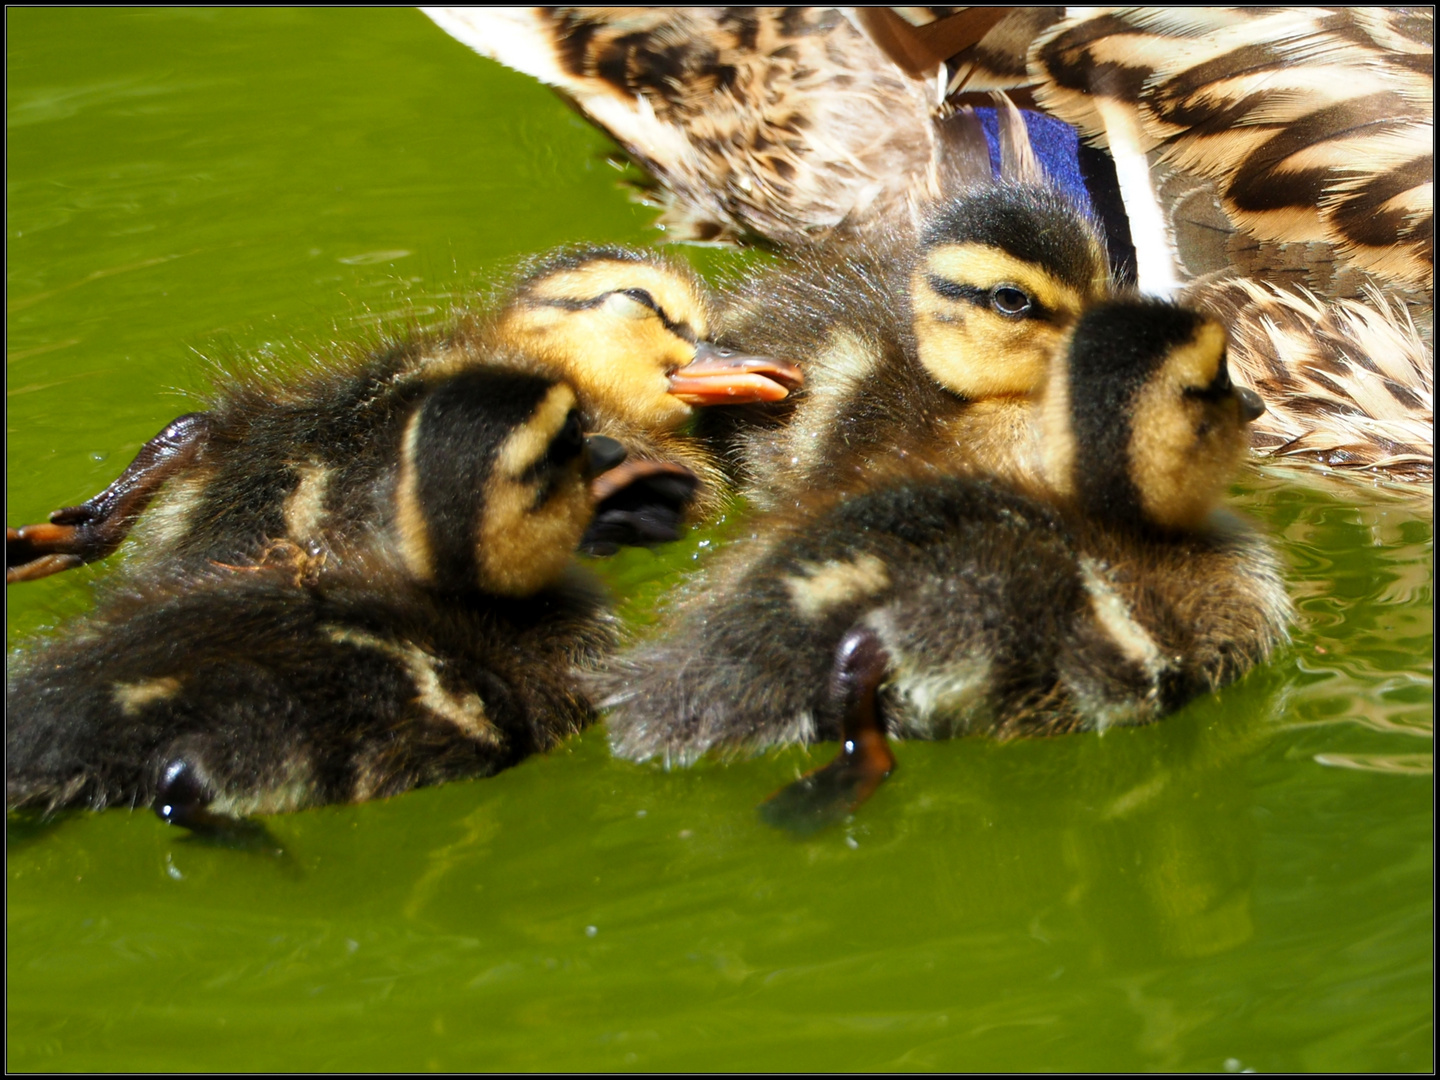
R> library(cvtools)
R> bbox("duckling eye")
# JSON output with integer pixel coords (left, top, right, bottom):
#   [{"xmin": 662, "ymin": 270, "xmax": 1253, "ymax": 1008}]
[
  {"xmin": 545, "ymin": 410, "xmax": 585, "ymax": 467},
  {"xmin": 990, "ymin": 285, "xmax": 1032, "ymax": 318},
  {"xmin": 607, "ymin": 288, "xmax": 697, "ymax": 341},
  {"xmin": 618, "ymin": 288, "xmax": 660, "ymax": 313}
]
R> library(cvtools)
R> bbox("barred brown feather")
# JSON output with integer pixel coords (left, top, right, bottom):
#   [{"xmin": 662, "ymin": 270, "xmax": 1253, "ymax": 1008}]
[
  {"xmin": 426, "ymin": 7, "xmax": 942, "ymax": 246},
  {"xmin": 1028, "ymin": 8, "xmax": 1434, "ymax": 291},
  {"xmin": 1194, "ymin": 279, "xmax": 1434, "ymax": 479}
]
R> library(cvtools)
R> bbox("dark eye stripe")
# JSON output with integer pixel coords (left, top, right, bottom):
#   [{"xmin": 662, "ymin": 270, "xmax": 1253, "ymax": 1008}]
[
  {"xmin": 533, "ymin": 287, "xmax": 697, "ymax": 343},
  {"xmin": 926, "ymin": 274, "xmax": 985, "ymax": 304},
  {"xmin": 1183, "ymin": 356, "xmax": 1236, "ymax": 403},
  {"xmin": 926, "ymin": 275, "xmax": 1051, "ymax": 322},
  {"xmin": 619, "ymin": 288, "xmax": 660, "ymax": 312},
  {"xmin": 620, "ymin": 288, "xmax": 698, "ymax": 343},
  {"xmin": 521, "ymin": 410, "xmax": 585, "ymax": 486},
  {"xmin": 1183, "ymin": 382, "xmax": 1233, "ymax": 403}
]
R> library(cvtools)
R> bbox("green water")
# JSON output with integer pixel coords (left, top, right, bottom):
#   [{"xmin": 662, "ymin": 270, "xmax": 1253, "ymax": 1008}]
[{"xmin": 6, "ymin": 9, "xmax": 1433, "ymax": 1072}]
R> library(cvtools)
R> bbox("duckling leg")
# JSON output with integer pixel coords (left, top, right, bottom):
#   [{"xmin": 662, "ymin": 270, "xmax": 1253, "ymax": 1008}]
[
  {"xmin": 759, "ymin": 625, "xmax": 896, "ymax": 836},
  {"xmin": 6, "ymin": 412, "xmax": 211, "ymax": 584},
  {"xmin": 153, "ymin": 752, "xmax": 284, "ymax": 856}
]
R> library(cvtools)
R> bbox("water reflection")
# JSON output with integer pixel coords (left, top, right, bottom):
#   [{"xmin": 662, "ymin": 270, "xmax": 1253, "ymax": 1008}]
[
  {"xmin": 1235, "ymin": 465, "xmax": 1433, "ymax": 773},
  {"xmin": 868, "ymin": 668, "xmax": 1291, "ymax": 972}
]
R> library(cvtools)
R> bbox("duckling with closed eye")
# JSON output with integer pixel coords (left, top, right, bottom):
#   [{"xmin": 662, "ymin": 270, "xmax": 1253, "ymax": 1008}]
[
  {"xmin": 490, "ymin": 246, "xmax": 799, "ymax": 533},
  {"xmin": 433, "ymin": 6, "xmax": 1433, "ymax": 480},
  {"xmin": 723, "ymin": 179, "xmax": 1112, "ymax": 510},
  {"xmin": 5, "ymin": 367, "xmax": 662, "ymax": 828},
  {"xmin": 5, "ymin": 246, "xmax": 800, "ymax": 582},
  {"xmin": 598, "ymin": 297, "xmax": 1291, "ymax": 823}
]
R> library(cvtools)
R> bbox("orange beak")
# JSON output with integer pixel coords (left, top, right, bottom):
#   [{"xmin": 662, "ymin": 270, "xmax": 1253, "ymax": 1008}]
[{"xmin": 667, "ymin": 342, "xmax": 803, "ymax": 406}]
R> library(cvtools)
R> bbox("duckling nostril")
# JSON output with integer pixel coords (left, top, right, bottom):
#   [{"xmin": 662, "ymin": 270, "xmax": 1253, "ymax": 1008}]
[
  {"xmin": 1236, "ymin": 386, "xmax": 1266, "ymax": 423},
  {"xmin": 584, "ymin": 435, "xmax": 627, "ymax": 477}
]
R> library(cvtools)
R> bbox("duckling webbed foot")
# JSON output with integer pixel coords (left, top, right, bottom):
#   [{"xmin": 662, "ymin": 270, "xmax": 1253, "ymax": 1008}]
[
  {"xmin": 759, "ymin": 625, "xmax": 896, "ymax": 836},
  {"xmin": 153, "ymin": 755, "xmax": 286, "ymax": 857},
  {"xmin": 7, "ymin": 412, "xmax": 212, "ymax": 584},
  {"xmin": 582, "ymin": 459, "xmax": 700, "ymax": 555}
]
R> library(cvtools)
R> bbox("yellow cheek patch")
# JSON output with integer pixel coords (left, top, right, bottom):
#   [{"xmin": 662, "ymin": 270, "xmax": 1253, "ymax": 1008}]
[
  {"xmin": 1037, "ymin": 335, "xmax": 1078, "ymax": 498},
  {"xmin": 1128, "ymin": 321, "xmax": 1247, "ymax": 529},
  {"xmin": 478, "ymin": 384, "xmax": 590, "ymax": 595},
  {"xmin": 476, "ymin": 469, "xmax": 590, "ymax": 596},
  {"xmin": 1162, "ymin": 321, "xmax": 1227, "ymax": 388},
  {"xmin": 496, "ymin": 383, "xmax": 578, "ymax": 479},
  {"xmin": 910, "ymin": 244, "xmax": 1094, "ymax": 400},
  {"xmin": 555, "ymin": 316, "xmax": 694, "ymax": 431},
  {"xmin": 911, "ymin": 271, "xmax": 1069, "ymax": 398},
  {"xmin": 501, "ymin": 268, "xmax": 702, "ymax": 432}
]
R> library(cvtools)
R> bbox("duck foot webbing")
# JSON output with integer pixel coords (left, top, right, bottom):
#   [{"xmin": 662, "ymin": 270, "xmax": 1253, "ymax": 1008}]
[
  {"xmin": 7, "ymin": 412, "xmax": 212, "ymax": 584},
  {"xmin": 759, "ymin": 625, "xmax": 896, "ymax": 836}
]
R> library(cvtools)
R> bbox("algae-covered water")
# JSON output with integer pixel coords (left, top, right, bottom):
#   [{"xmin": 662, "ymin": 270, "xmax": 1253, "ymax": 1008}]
[{"xmin": 7, "ymin": 9, "xmax": 1433, "ymax": 1071}]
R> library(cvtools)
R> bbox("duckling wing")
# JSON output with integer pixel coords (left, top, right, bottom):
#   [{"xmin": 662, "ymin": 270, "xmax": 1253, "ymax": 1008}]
[{"xmin": 422, "ymin": 7, "xmax": 941, "ymax": 245}]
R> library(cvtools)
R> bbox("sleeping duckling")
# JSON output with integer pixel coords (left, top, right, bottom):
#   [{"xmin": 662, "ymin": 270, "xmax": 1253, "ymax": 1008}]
[
  {"xmin": 598, "ymin": 298, "xmax": 1292, "ymax": 788},
  {"xmin": 488, "ymin": 246, "xmax": 799, "ymax": 526},
  {"xmin": 5, "ymin": 246, "xmax": 799, "ymax": 582},
  {"xmin": 6, "ymin": 368, "xmax": 661, "ymax": 826},
  {"xmin": 723, "ymin": 180, "xmax": 1111, "ymax": 509},
  {"xmin": 431, "ymin": 7, "xmax": 1433, "ymax": 480}
]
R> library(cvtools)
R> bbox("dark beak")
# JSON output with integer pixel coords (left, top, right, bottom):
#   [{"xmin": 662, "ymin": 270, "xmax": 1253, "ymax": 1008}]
[
  {"xmin": 1235, "ymin": 386, "xmax": 1266, "ymax": 423},
  {"xmin": 583, "ymin": 434, "xmax": 627, "ymax": 479}
]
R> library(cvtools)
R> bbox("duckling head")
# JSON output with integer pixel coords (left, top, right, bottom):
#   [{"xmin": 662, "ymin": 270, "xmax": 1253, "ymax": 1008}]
[
  {"xmin": 497, "ymin": 247, "xmax": 800, "ymax": 431},
  {"xmin": 1040, "ymin": 298, "xmax": 1267, "ymax": 531},
  {"xmin": 393, "ymin": 368, "xmax": 627, "ymax": 596},
  {"xmin": 911, "ymin": 185, "xmax": 1111, "ymax": 401}
]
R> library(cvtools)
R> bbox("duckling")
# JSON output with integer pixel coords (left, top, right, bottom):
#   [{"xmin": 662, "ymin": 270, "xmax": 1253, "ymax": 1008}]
[
  {"xmin": 488, "ymin": 246, "xmax": 800, "ymax": 530},
  {"xmin": 597, "ymin": 297, "xmax": 1292, "ymax": 782},
  {"xmin": 5, "ymin": 245, "xmax": 800, "ymax": 583},
  {"xmin": 5, "ymin": 367, "xmax": 666, "ymax": 825},
  {"xmin": 428, "ymin": 6, "xmax": 1433, "ymax": 480},
  {"xmin": 719, "ymin": 180, "xmax": 1111, "ymax": 509}
]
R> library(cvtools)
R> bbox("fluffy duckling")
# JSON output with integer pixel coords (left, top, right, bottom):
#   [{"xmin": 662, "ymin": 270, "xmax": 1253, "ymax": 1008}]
[
  {"xmin": 6, "ymin": 368, "xmax": 662, "ymax": 825},
  {"xmin": 6, "ymin": 246, "xmax": 800, "ymax": 583},
  {"xmin": 429, "ymin": 7, "xmax": 1433, "ymax": 480},
  {"xmin": 598, "ymin": 298, "xmax": 1292, "ymax": 781},
  {"xmin": 722, "ymin": 181, "xmax": 1111, "ymax": 509}
]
